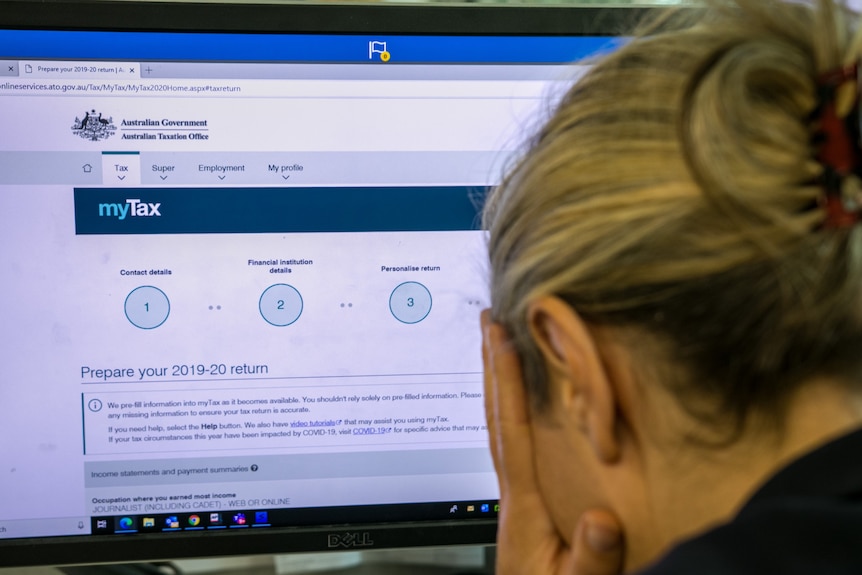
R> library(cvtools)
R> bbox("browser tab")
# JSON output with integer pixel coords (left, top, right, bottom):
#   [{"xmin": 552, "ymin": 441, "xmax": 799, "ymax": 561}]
[{"xmin": 20, "ymin": 60, "xmax": 139, "ymax": 79}]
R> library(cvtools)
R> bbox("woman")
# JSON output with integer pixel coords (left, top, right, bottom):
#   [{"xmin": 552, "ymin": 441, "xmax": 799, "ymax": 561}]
[{"xmin": 482, "ymin": 1, "xmax": 862, "ymax": 573}]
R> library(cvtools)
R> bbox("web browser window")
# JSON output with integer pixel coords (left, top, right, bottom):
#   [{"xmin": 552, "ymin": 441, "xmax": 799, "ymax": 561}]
[{"xmin": 0, "ymin": 31, "xmax": 603, "ymax": 541}]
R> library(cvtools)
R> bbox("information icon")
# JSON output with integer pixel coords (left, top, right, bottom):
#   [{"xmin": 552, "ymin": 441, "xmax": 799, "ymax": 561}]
[
  {"xmin": 124, "ymin": 286, "xmax": 170, "ymax": 329},
  {"xmin": 259, "ymin": 284, "xmax": 303, "ymax": 327},
  {"xmin": 389, "ymin": 281, "xmax": 432, "ymax": 324}
]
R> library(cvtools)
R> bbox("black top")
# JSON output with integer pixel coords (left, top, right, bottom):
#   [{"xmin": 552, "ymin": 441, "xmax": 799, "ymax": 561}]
[{"xmin": 639, "ymin": 428, "xmax": 862, "ymax": 574}]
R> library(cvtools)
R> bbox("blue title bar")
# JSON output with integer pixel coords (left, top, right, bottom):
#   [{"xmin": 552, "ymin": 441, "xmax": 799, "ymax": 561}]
[
  {"xmin": 1, "ymin": 30, "xmax": 617, "ymax": 63},
  {"xmin": 74, "ymin": 187, "xmax": 487, "ymax": 235}
]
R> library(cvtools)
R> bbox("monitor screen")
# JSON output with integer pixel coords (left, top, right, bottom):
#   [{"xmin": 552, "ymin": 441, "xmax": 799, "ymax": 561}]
[{"xmin": 0, "ymin": 1, "xmax": 634, "ymax": 567}]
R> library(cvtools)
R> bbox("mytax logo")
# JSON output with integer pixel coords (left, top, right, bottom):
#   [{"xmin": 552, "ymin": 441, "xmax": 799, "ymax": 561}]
[{"xmin": 99, "ymin": 199, "xmax": 161, "ymax": 220}]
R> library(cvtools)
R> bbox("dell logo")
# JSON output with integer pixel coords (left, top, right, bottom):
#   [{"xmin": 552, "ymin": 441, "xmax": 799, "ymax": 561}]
[
  {"xmin": 327, "ymin": 532, "xmax": 374, "ymax": 548},
  {"xmin": 98, "ymin": 199, "xmax": 161, "ymax": 220}
]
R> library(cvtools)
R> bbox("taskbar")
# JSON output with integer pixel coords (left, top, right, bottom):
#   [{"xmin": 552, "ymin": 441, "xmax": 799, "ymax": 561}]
[{"xmin": 91, "ymin": 499, "xmax": 500, "ymax": 536}]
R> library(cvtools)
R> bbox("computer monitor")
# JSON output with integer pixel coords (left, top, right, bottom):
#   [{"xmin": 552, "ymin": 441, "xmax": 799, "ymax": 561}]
[{"xmin": 0, "ymin": 0, "xmax": 638, "ymax": 568}]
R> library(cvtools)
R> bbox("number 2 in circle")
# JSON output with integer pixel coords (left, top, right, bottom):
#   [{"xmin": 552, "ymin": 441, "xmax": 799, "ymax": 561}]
[{"xmin": 277, "ymin": 300, "xmax": 285, "ymax": 310}]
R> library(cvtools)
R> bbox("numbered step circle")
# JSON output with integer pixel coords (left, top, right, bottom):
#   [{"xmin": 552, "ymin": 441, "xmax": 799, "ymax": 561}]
[
  {"xmin": 389, "ymin": 281, "xmax": 432, "ymax": 324},
  {"xmin": 259, "ymin": 284, "xmax": 303, "ymax": 327},
  {"xmin": 124, "ymin": 286, "xmax": 170, "ymax": 330}
]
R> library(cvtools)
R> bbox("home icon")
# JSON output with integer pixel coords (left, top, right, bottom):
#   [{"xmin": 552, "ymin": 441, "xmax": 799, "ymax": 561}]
[{"xmin": 82, "ymin": 164, "xmax": 93, "ymax": 173}]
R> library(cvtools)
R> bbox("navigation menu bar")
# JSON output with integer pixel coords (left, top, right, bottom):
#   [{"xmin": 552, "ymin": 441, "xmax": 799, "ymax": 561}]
[{"xmin": 0, "ymin": 152, "xmax": 504, "ymax": 186}]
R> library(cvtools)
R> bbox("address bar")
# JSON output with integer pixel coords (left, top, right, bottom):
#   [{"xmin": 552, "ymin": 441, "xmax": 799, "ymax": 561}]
[
  {"xmin": 0, "ymin": 78, "xmax": 559, "ymax": 99},
  {"xmin": 0, "ymin": 81, "xmax": 241, "ymax": 95}
]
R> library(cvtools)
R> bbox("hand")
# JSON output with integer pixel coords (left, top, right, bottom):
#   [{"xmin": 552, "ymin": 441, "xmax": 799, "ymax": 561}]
[{"xmin": 482, "ymin": 311, "xmax": 624, "ymax": 575}]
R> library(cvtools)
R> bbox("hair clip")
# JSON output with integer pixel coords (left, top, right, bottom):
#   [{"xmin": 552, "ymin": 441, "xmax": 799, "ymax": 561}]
[{"xmin": 814, "ymin": 61, "xmax": 862, "ymax": 229}]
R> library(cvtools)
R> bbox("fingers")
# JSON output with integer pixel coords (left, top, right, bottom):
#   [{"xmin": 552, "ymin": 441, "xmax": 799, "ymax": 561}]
[
  {"xmin": 566, "ymin": 509, "xmax": 624, "ymax": 575},
  {"xmin": 481, "ymin": 310, "xmax": 504, "ymax": 476},
  {"xmin": 481, "ymin": 312, "xmax": 537, "ymax": 491},
  {"xmin": 483, "ymin": 311, "xmax": 626, "ymax": 575},
  {"xmin": 481, "ymin": 310, "xmax": 498, "ymax": 469},
  {"xmin": 483, "ymin": 310, "xmax": 626, "ymax": 575}
]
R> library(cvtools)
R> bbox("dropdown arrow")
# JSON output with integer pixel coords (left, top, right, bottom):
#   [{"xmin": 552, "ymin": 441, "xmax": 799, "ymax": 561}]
[
  {"xmin": 117, "ymin": 175, "xmax": 126, "ymax": 181},
  {"xmin": 160, "ymin": 175, "xmax": 168, "ymax": 180},
  {"xmin": 218, "ymin": 175, "xmax": 226, "ymax": 180},
  {"xmin": 282, "ymin": 175, "xmax": 290, "ymax": 180}
]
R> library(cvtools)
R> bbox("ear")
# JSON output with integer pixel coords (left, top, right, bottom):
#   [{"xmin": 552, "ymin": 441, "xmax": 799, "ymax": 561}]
[{"xmin": 527, "ymin": 296, "xmax": 621, "ymax": 464}]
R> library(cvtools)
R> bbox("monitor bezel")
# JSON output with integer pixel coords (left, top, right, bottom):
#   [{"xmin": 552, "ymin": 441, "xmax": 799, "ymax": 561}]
[
  {"xmin": 0, "ymin": 0, "xmax": 652, "ymax": 36},
  {"xmin": 0, "ymin": 0, "xmax": 649, "ymax": 567}
]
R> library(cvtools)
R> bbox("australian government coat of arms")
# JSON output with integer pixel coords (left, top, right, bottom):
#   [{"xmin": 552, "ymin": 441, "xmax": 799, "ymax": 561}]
[{"xmin": 72, "ymin": 109, "xmax": 117, "ymax": 141}]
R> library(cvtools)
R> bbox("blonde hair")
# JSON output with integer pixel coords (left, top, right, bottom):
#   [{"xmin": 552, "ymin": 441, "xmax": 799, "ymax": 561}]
[{"xmin": 484, "ymin": 0, "xmax": 862, "ymax": 427}]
